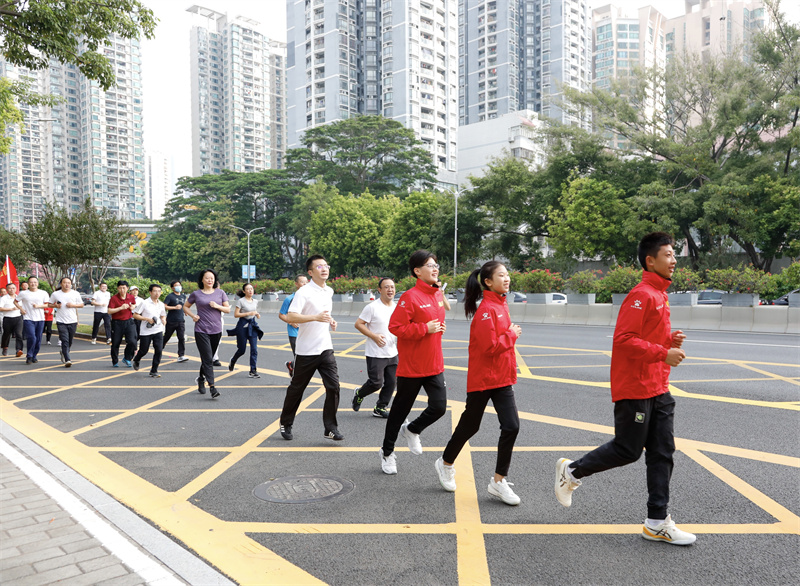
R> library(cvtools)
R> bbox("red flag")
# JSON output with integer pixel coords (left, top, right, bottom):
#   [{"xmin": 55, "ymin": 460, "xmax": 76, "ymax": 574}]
[{"xmin": 0, "ymin": 255, "xmax": 19, "ymax": 289}]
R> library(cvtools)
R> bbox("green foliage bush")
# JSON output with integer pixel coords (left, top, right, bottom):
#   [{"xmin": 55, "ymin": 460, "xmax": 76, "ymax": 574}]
[
  {"xmin": 397, "ymin": 275, "xmax": 418, "ymax": 291},
  {"xmin": 511, "ymin": 269, "xmax": 564, "ymax": 293},
  {"xmin": 669, "ymin": 267, "xmax": 703, "ymax": 292},
  {"xmin": 704, "ymin": 266, "xmax": 771, "ymax": 294},
  {"xmin": 564, "ymin": 269, "xmax": 602, "ymax": 294},
  {"xmin": 599, "ymin": 266, "xmax": 641, "ymax": 295}
]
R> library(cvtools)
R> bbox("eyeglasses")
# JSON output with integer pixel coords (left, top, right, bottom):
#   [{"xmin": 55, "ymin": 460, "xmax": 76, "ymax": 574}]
[
  {"xmin": 423, "ymin": 263, "xmax": 440, "ymax": 269},
  {"xmin": 314, "ymin": 264, "xmax": 330, "ymax": 270}
]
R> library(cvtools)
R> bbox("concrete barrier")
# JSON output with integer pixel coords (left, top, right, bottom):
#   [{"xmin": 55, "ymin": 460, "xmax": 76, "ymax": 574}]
[
  {"xmin": 689, "ymin": 306, "xmax": 721, "ymax": 331},
  {"xmin": 669, "ymin": 306, "xmax": 692, "ymax": 331},
  {"xmin": 719, "ymin": 307, "xmax": 754, "ymax": 332},
  {"xmin": 786, "ymin": 308, "xmax": 800, "ymax": 335},
  {"xmin": 508, "ymin": 303, "xmax": 527, "ymax": 321},
  {"xmin": 585, "ymin": 304, "xmax": 613, "ymax": 327},
  {"xmin": 564, "ymin": 304, "xmax": 590, "ymax": 325},
  {"xmin": 524, "ymin": 304, "xmax": 546, "ymax": 324},
  {"xmin": 543, "ymin": 304, "xmax": 567, "ymax": 324},
  {"xmin": 752, "ymin": 307, "xmax": 789, "ymax": 334}
]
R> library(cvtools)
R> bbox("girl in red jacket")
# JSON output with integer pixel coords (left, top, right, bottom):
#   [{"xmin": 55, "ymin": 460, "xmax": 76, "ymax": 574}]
[{"xmin": 434, "ymin": 261, "xmax": 523, "ymax": 505}]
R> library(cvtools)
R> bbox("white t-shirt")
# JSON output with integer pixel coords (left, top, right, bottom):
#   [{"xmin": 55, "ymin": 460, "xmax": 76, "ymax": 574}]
[
  {"xmin": 358, "ymin": 299, "xmax": 398, "ymax": 358},
  {"xmin": 49, "ymin": 290, "xmax": 82, "ymax": 323},
  {"xmin": 0, "ymin": 294, "xmax": 21, "ymax": 318},
  {"xmin": 134, "ymin": 297, "xmax": 166, "ymax": 336},
  {"xmin": 91, "ymin": 289, "xmax": 111, "ymax": 313},
  {"xmin": 131, "ymin": 296, "xmax": 144, "ymax": 314},
  {"xmin": 17, "ymin": 290, "xmax": 50, "ymax": 322},
  {"xmin": 287, "ymin": 280, "xmax": 334, "ymax": 356}
]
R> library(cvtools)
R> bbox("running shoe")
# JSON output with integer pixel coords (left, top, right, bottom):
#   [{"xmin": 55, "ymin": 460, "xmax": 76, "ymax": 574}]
[
  {"xmin": 555, "ymin": 458, "xmax": 581, "ymax": 507},
  {"xmin": 112, "ymin": 362, "xmax": 119, "ymax": 368},
  {"xmin": 324, "ymin": 428, "xmax": 344, "ymax": 441},
  {"xmin": 435, "ymin": 457, "xmax": 456, "ymax": 492},
  {"xmin": 32, "ymin": 358, "xmax": 38, "ymax": 363},
  {"xmin": 380, "ymin": 449, "xmax": 397, "ymax": 475},
  {"xmin": 133, "ymin": 361, "xmax": 140, "ymax": 371},
  {"xmin": 149, "ymin": 372, "xmax": 161, "ymax": 378},
  {"xmin": 91, "ymin": 339, "xmax": 97, "ymax": 345},
  {"xmin": 400, "ymin": 421, "xmax": 422, "ymax": 455},
  {"xmin": 488, "ymin": 478, "xmax": 520, "ymax": 506},
  {"xmin": 26, "ymin": 357, "xmax": 32, "ymax": 364},
  {"xmin": 122, "ymin": 359, "xmax": 132, "ymax": 367},
  {"xmin": 285, "ymin": 361, "xmax": 294, "ymax": 375},
  {"xmin": 228, "ymin": 361, "xmax": 235, "ymax": 371},
  {"xmin": 16, "ymin": 350, "xmax": 23, "ymax": 357},
  {"xmin": 351, "ymin": 386, "xmax": 363, "ymax": 411},
  {"xmin": 64, "ymin": 360, "xmax": 72, "ymax": 368},
  {"xmin": 177, "ymin": 356, "xmax": 188, "ymax": 362},
  {"xmin": 59, "ymin": 349, "xmax": 65, "ymax": 363},
  {"xmin": 210, "ymin": 386, "xmax": 220, "ymax": 398},
  {"xmin": 106, "ymin": 339, "xmax": 112, "ymax": 345},
  {"xmin": 47, "ymin": 341, "xmax": 52, "ymax": 345},
  {"xmin": 280, "ymin": 424, "xmax": 293, "ymax": 440},
  {"xmin": 1, "ymin": 348, "xmax": 6, "ymax": 356},
  {"xmin": 196, "ymin": 376, "xmax": 206, "ymax": 394},
  {"xmin": 248, "ymin": 371, "xmax": 261, "ymax": 378},
  {"xmin": 212, "ymin": 359, "xmax": 222, "ymax": 367},
  {"xmin": 372, "ymin": 407, "xmax": 389, "ymax": 418},
  {"xmin": 642, "ymin": 515, "xmax": 696, "ymax": 546}
]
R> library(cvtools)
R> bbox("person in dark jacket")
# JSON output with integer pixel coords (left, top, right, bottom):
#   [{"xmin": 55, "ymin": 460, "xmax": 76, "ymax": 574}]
[
  {"xmin": 227, "ymin": 283, "xmax": 264, "ymax": 378},
  {"xmin": 555, "ymin": 232, "xmax": 696, "ymax": 546},
  {"xmin": 434, "ymin": 261, "xmax": 522, "ymax": 505}
]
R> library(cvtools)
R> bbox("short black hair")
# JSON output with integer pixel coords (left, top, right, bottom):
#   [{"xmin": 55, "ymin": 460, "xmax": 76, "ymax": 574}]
[
  {"xmin": 306, "ymin": 255, "xmax": 326, "ymax": 272},
  {"xmin": 117, "ymin": 280, "xmax": 129, "ymax": 288},
  {"xmin": 148, "ymin": 283, "xmax": 162, "ymax": 292},
  {"xmin": 294, "ymin": 274, "xmax": 307, "ymax": 284},
  {"xmin": 99, "ymin": 281, "xmax": 106, "ymax": 286},
  {"xmin": 170, "ymin": 280, "xmax": 181, "ymax": 288},
  {"xmin": 638, "ymin": 232, "xmax": 674, "ymax": 270},
  {"xmin": 409, "ymin": 249, "xmax": 437, "ymax": 277},
  {"xmin": 378, "ymin": 277, "xmax": 394, "ymax": 289},
  {"xmin": 197, "ymin": 268, "xmax": 220, "ymax": 289}
]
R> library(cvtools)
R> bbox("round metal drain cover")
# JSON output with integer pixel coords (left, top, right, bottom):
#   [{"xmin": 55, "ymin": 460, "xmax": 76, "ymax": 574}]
[{"xmin": 253, "ymin": 475, "xmax": 354, "ymax": 503}]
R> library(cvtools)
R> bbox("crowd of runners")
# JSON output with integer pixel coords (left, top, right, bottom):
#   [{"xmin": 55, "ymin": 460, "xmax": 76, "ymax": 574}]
[{"xmin": 0, "ymin": 232, "xmax": 696, "ymax": 546}]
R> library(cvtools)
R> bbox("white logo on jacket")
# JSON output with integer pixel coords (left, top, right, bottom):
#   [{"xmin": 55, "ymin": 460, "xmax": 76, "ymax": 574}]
[
  {"xmin": 481, "ymin": 312, "xmax": 490, "ymax": 320},
  {"xmin": 631, "ymin": 299, "xmax": 642, "ymax": 309},
  {"xmin": 419, "ymin": 303, "xmax": 431, "ymax": 308}
]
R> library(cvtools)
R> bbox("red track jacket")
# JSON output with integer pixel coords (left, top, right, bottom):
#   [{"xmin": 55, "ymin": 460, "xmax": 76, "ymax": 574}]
[
  {"xmin": 389, "ymin": 279, "xmax": 445, "ymax": 378},
  {"xmin": 610, "ymin": 270, "xmax": 673, "ymax": 402},
  {"xmin": 467, "ymin": 290, "xmax": 518, "ymax": 393}
]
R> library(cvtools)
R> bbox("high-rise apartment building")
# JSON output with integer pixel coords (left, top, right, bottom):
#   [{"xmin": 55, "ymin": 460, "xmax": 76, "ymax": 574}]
[
  {"xmin": 286, "ymin": 0, "xmax": 460, "ymax": 184},
  {"xmin": 145, "ymin": 151, "xmax": 171, "ymax": 220},
  {"xmin": 0, "ymin": 35, "xmax": 145, "ymax": 231},
  {"xmin": 188, "ymin": 6, "xmax": 286, "ymax": 176},
  {"xmin": 665, "ymin": 0, "xmax": 769, "ymax": 60},
  {"xmin": 459, "ymin": 0, "xmax": 592, "ymax": 130}
]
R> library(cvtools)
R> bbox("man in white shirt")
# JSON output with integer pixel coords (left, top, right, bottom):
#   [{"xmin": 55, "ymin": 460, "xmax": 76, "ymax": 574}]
[
  {"xmin": 17, "ymin": 276, "xmax": 50, "ymax": 364},
  {"xmin": 90, "ymin": 282, "xmax": 112, "ymax": 345},
  {"xmin": 352, "ymin": 278, "xmax": 398, "ymax": 419},
  {"xmin": 279, "ymin": 255, "xmax": 343, "ymax": 442},
  {"xmin": 1, "ymin": 282, "xmax": 24, "ymax": 357},
  {"xmin": 49, "ymin": 277, "xmax": 84, "ymax": 367},
  {"xmin": 130, "ymin": 285, "xmax": 144, "ymax": 337},
  {"xmin": 132, "ymin": 283, "xmax": 167, "ymax": 377}
]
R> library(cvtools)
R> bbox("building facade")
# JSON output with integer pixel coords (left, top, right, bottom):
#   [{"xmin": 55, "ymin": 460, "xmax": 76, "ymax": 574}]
[
  {"xmin": 144, "ymin": 151, "xmax": 171, "ymax": 221},
  {"xmin": 286, "ymin": 0, "xmax": 460, "ymax": 185},
  {"xmin": 459, "ymin": 0, "xmax": 592, "ymax": 130},
  {"xmin": 0, "ymin": 35, "xmax": 145, "ymax": 231},
  {"xmin": 188, "ymin": 5, "xmax": 286, "ymax": 176}
]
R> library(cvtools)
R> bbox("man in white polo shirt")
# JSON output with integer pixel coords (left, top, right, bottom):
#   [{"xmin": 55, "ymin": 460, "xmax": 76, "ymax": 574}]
[
  {"xmin": 132, "ymin": 283, "xmax": 167, "ymax": 377},
  {"xmin": 90, "ymin": 282, "xmax": 112, "ymax": 345},
  {"xmin": 279, "ymin": 255, "xmax": 343, "ymax": 442}
]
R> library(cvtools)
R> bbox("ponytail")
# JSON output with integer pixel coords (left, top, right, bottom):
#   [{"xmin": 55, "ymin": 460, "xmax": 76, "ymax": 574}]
[{"xmin": 463, "ymin": 268, "xmax": 483, "ymax": 319}]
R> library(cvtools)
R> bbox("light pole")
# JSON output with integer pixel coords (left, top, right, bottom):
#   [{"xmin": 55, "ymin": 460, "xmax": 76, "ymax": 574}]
[{"xmin": 229, "ymin": 225, "xmax": 266, "ymax": 283}]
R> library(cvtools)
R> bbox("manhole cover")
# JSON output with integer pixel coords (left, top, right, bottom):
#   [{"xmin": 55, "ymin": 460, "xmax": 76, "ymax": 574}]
[{"xmin": 253, "ymin": 475, "xmax": 354, "ymax": 503}]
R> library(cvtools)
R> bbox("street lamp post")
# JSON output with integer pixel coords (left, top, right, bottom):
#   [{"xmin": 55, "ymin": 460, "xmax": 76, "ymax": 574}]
[{"xmin": 229, "ymin": 225, "xmax": 266, "ymax": 283}]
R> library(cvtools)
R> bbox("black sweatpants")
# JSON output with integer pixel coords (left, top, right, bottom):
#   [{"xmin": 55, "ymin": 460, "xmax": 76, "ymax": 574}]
[
  {"xmin": 443, "ymin": 386, "xmax": 520, "ymax": 477},
  {"xmin": 91, "ymin": 312, "xmax": 111, "ymax": 341},
  {"xmin": 356, "ymin": 355, "xmax": 398, "ymax": 409},
  {"xmin": 570, "ymin": 392, "xmax": 676, "ymax": 520},
  {"xmin": 56, "ymin": 322, "xmax": 77, "ymax": 362},
  {"xmin": 194, "ymin": 332, "xmax": 222, "ymax": 387},
  {"xmin": 382, "ymin": 373, "xmax": 447, "ymax": 456},
  {"xmin": 2, "ymin": 316, "xmax": 23, "ymax": 352},
  {"xmin": 280, "ymin": 349, "xmax": 340, "ymax": 432},
  {"xmin": 111, "ymin": 319, "xmax": 137, "ymax": 365},
  {"xmin": 134, "ymin": 332, "xmax": 163, "ymax": 374},
  {"xmin": 163, "ymin": 320, "xmax": 186, "ymax": 357}
]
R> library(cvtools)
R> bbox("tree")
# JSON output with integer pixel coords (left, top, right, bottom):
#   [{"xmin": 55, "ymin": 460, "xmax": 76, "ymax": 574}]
[
  {"xmin": 378, "ymin": 191, "xmax": 443, "ymax": 276},
  {"xmin": 22, "ymin": 205, "xmax": 82, "ymax": 287},
  {"xmin": 0, "ymin": 0, "xmax": 156, "ymax": 151},
  {"xmin": 0, "ymin": 226, "xmax": 34, "ymax": 273},
  {"xmin": 285, "ymin": 115, "xmax": 437, "ymax": 195},
  {"xmin": 289, "ymin": 180, "xmax": 340, "ymax": 257},
  {"xmin": 230, "ymin": 232, "xmax": 284, "ymax": 279},
  {"xmin": 72, "ymin": 199, "xmax": 132, "ymax": 291}
]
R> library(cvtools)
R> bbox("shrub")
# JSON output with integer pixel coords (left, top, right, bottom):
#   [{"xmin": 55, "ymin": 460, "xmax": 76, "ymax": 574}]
[
  {"xmin": 704, "ymin": 266, "xmax": 771, "ymax": 294},
  {"xmin": 599, "ymin": 266, "xmax": 640, "ymax": 294},
  {"xmin": 252, "ymin": 279, "xmax": 276, "ymax": 293},
  {"xmin": 220, "ymin": 281, "xmax": 244, "ymax": 296},
  {"xmin": 329, "ymin": 276, "xmax": 354, "ymax": 293},
  {"xmin": 564, "ymin": 269, "xmax": 601, "ymax": 294},
  {"xmin": 397, "ymin": 275, "xmax": 417, "ymax": 291},
  {"xmin": 513, "ymin": 269, "xmax": 564, "ymax": 293},
  {"xmin": 275, "ymin": 278, "xmax": 295, "ymax": 293},
  {"xmin": 669, "ymin": 267, "xmax": 703, "ymax": 293}
]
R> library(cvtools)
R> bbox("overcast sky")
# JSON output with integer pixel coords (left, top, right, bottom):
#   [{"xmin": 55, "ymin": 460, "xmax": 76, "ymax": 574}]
[{"xmin": 140, "ymin": 0, "xmax": 799, "ymax": 184}]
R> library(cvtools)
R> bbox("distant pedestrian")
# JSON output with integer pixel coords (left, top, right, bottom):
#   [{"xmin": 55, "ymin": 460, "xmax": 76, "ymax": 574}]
[
  {"xmin": 129, "ymin": 286, "xmax": 144, "ymax": 336},
  {"xmin": 278, "ymin": 274, "xmax": 308, "ymax": 375},
  {"xmin": 43, "ymin": 304, "xmax": 54, "ymax": 344},
  {"xmin": 48, "ymin": 277, "xmax": 84, "ymax": 367},
  {"xmin": 163, "ymin": 281, "xmax": 189, "ymax": 362},
  {"xmin": 16, "ymin": 276, "xmax": 50, "ymax": 364},
  {"xmin": 183, "ymin": 269, "xmax": 230, "ymax": 399},
  {"xmin": 352, "ymin": 277, "xmax": 397, "ymax": 419},
  {"xmin": 380, "ymin": 250, "xmax": 447, "ymax": 475},
  {"xmin": 435, "ymin": 261, "xmax": 522, "ymax": 505},
  {"xmin": 227, "ymin": 283, "xmax": 264, "ymax": 378},
  {"xmin": 1, "ymin": 282, "xmax": 24, "ymax": 357},
  {"xmin": 278, "ymin": 255, "xmax": 342, "ymax": 442},
  {"xmin": 20, "ymin": 281, "xmax": 28, "ymax": 291},
  {"xmin": 108, "ymin": 280, "xmax": 138, "ymax": 367},
  {"xmin": 90, "ymin": 282, "xmax": 112, "ymax": 345},
  {"xmin": 554, "ymin": 232, "xmax": 696, "ymax": 546},
  {"xmin": 132, "ymin": 284, "xmax": 167, "ymax": 377}
]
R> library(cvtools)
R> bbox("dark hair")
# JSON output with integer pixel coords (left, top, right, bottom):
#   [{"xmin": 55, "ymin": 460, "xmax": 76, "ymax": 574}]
[
  {"xmin": 409, "ymin": 249, "xmax": 437, "ymax": 277},
  {"xmin": 197, "ymin": 268, "xmax": 220, "ymax": 289},
  {"xmin": 305, "ymin": 255, "xmax": 326, "ymax": 271},
  {"xmin": 378, "ymin": 277, "xmax": 394, "ymax": 289},
  {"xmin": 170, "ymin": 280, "xmax": 181, "ymax": 288},
  {"xmin": 294, "ymin": 274, "xmax": 307, "ymax": 284},
  {"xmin": 237, "ymin": 283, "xmax": 255, "ymax": 298},
  {"xmin": 99, "ymin": 281, "xmax": 106, "ymax": 286},
  {"xmin": 117, "ymin": 280, "xmax": 129, "ymax": 288},
  {"xmin": 60, "ymin": 276, "xmax": 72, "ymax": 285},
  {"xmin": 464, "ymin": 261, "xmax": 505, "ymax": 319},
  {"xmin": 638, "ymin": 232, "xmax": 674, "ymax": 271},
  {"xmin": 148, "ymin": 283, "xmax": 162, "ymax": 292}
]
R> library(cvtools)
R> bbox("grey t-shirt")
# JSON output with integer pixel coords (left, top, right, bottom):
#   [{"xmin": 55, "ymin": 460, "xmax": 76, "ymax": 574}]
[{"xmin": 237, "ymin": 297, "xmax": 258, "ymax": 315}]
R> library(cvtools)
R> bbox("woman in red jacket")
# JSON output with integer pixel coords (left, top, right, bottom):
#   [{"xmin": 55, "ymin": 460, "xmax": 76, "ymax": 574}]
[{"xmin": 435, "ymin": 261, "xmax": 522, "ymax": 505}]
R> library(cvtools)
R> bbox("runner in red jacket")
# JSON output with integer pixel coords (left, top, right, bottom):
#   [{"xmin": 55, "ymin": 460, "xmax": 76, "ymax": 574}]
[
  {"xmin": 379, "ymin": 250, "xmax": 447, "ymax": 475},
  {"xmin": 434, "ymin": 261, "xmax": 523, "ymax": 505},
  {"xmin": 554, "ymin": 232, "xmax": 696, "ymax": 546}
]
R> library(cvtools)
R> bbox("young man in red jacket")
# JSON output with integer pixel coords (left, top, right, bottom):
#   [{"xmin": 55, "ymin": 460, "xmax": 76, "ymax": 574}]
[
  {"xmin": 380, "ymin": 250, "xmax": 447, "ymax": 475},
  {"xmin": 555, "ymin": 232, "xmax": 696, "ymax": 546}
]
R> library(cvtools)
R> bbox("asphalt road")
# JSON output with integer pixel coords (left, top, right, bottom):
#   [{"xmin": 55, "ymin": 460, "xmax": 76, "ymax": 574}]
[{"xmin": 1, "ymin": 307, "xmax": 798, "ymax": 585}]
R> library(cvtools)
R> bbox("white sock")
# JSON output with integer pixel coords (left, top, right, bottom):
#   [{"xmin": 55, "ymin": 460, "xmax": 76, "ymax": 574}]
[
  {"xmin": 444, "ymin": 463, "xmax": 454, "ymax": 469},
  {"xmin": 567, "ymin": 466, "xmax": 579, "ymax": 482},
  {"xmin": 646, "ymin": 517, "xmax": 665, "ymax": 527}
]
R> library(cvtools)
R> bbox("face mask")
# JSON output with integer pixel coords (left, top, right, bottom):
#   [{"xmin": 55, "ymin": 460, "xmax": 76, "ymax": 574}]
[{"xmin": 174, "ymin": 286, "xmax": 182, "ymax": 293}]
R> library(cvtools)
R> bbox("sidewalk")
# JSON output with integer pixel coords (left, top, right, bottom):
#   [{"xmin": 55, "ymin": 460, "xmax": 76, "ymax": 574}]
[{"xmin": 0, "ymin": 425, "xmax": 234, "ymax": 586}]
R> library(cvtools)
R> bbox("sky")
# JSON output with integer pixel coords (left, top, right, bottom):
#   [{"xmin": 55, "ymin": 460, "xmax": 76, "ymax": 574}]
[{"xmin": 140, "ymin": 0, "xmax": 800, "ymax": 184}]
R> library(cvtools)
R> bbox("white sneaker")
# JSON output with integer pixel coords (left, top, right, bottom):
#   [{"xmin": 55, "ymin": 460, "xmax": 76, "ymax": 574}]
[
  {"xmin": 435, "ymin": 457, "xmax": 456, "ymax": 492},
  {"xmin": 91, "ymin": 339, "xmax": 97, "ymax": 345},
  {"xmin": 380, "ymin": 449, "xmax": 397, "ymax": 475},
  {"xmin": 177, "ymin": 356, "xmax": 189, "ymax": 363},
  {"xmin": 555, "ymin": 458, "xmax": 581, "ymax": 507},
  {"xmin": 400, "ymin": 421, "xmax": 422, "ymax": 455},
  {"xmin": 642, "ymin": 515, "xmax": 697, "ymax": 546},
  {"xmin": 488, "ymin": 477, "xmax": 520, "ymax": 505}
]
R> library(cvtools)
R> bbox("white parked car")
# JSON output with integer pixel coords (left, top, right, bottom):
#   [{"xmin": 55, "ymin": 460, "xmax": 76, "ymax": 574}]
[{"xmin": 549, "ymin": 293, "xmax": 568, "ymax": 304}]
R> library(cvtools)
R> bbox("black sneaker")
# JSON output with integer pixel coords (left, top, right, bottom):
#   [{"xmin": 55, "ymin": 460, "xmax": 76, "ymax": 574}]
[
  {"xmin": 133, "ymin": 361, "xmax": 140, "ymax": 371},
  {"xmin": 212, "ymin": 359, "xmax": 222, "ymax": 367},
  {"xmin": 248, "ymin": 371, "xmax": 260, "ymax": 378},
  {"xmin": 285, "ymin": 361, "xmax": 294, "ymax": 376},
  {"xmin": 26, "ymin": 357, "xmax": 32, "ymax": 364},
  {"xmin": 32, "ymin": 358, "xmax": 38, "ymax": 363},
  {"xmin": 210, "ymin": 386, "xmax": 220, "ymax": 398},
  {"xmin": 373, "ymin": 406, "xmax": 390, "ymax": 418},
  {"xmin": 196, "ymin": 376, "xmax": 206, "ymax": 394},
  {"xmin": 351, "ymin": 386, "xmax": 363, "ymax": 411},
  {"xmin": 149, "ymin": 372, "xmax": 161, "ymax": 378},
  {"xmin": 280, "ymin": 425, "xmax": 293, "ymax": 440},
  {"xmin": 228, "ymin": 361, "xmax": 235, "ymax": 371},
  {"xmin": 324, "ymin": 428, "xmax": 344, "ymax": 441}
]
